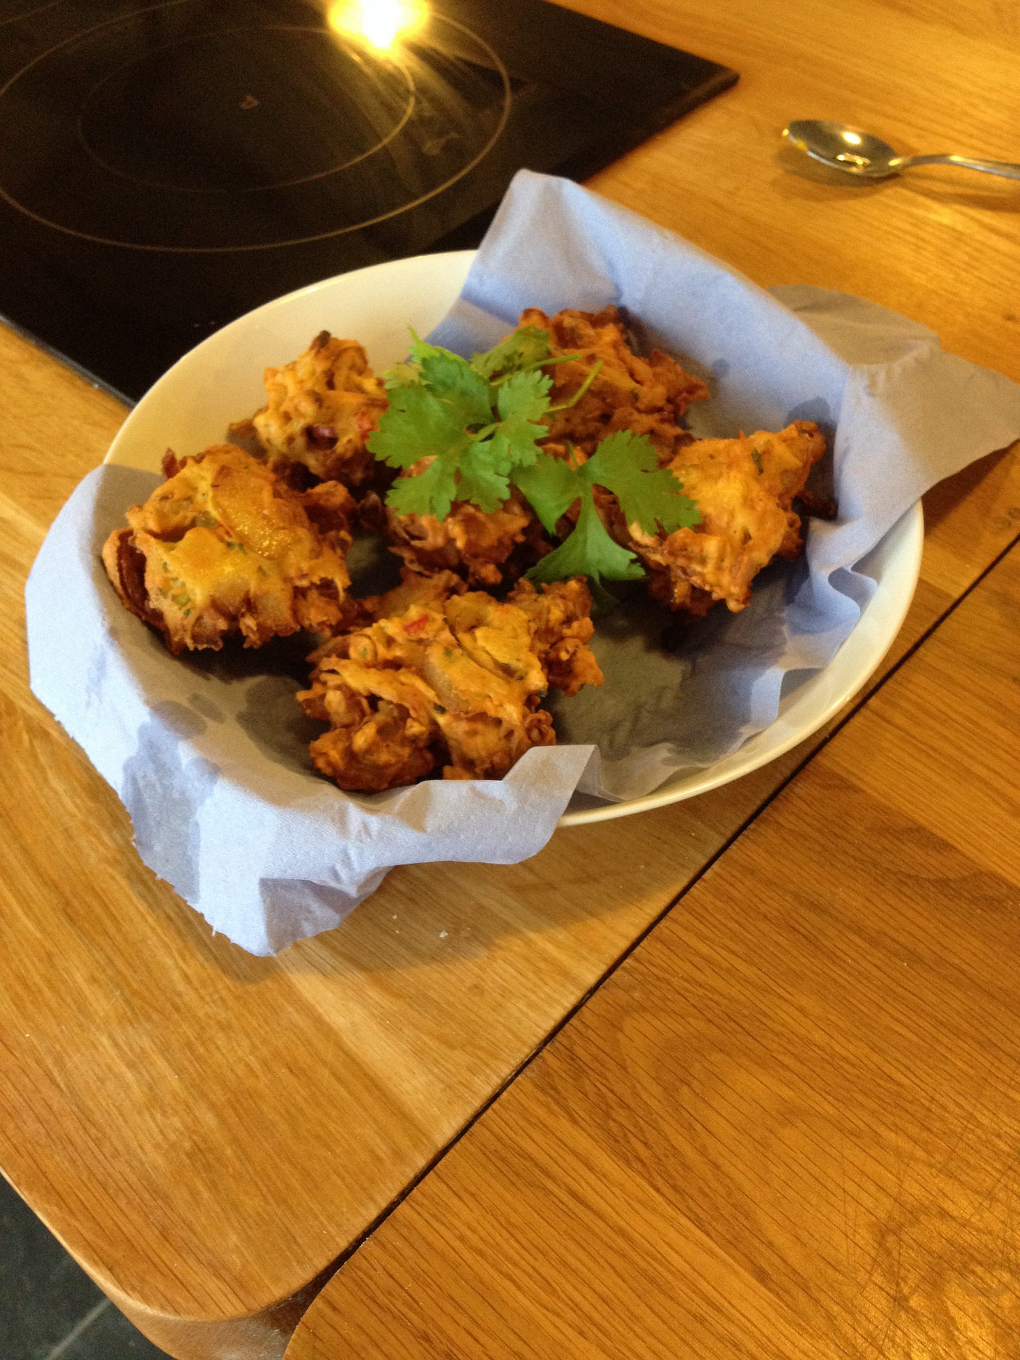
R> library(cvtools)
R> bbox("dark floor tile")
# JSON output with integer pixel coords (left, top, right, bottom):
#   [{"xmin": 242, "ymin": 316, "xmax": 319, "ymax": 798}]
[
  {"xmin": 0, "ymin": 1176, "xmax": 168, "ymax": 1359},
  {"xmin": 55, "ymin": 1301, "xmax": 169, "ymax": 1359},
  {"xmin": 0, "ymin": 1174, "xmax": 106, "ymax": 1360}
]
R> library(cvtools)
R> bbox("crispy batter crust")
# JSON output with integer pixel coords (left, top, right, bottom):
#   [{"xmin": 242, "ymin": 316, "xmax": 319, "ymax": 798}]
[
  {"xmin": 505, "ymin": 578, "xmax": 603, "ymax": 698},
  {"xmin": 298, "ymin": 578, "xmax": 602, "ymax": 791},
  {"xmin": 101, "ymin": 444, "xmax": 353, "ymax": 653},
  {"xmin": 521, "ymin": 305, "xmax": 709, "ymax": 465},
  {"xmin": 624, "ymin": 421, "xmax": 827, "ymax": 614},
  {"xmin": 384, "ymin": 476, "xmax": 537, "ymax": 588},
  {"xmin": 232, "ymin": 331, "xmax": 387, "ymax": 488}
]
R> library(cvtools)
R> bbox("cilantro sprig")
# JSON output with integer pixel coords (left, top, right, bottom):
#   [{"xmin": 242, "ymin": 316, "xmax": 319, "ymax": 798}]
[
  {"xmin": 518, "ymin": 431, "xmax": 700, "ymax": 592},
  {"xmin": 367, "ymin": 325, "xmax": 700, "ymax": 592},
  {"xmin": 370, "ymin": 328, "xmax": 560, "ymax": 518}
]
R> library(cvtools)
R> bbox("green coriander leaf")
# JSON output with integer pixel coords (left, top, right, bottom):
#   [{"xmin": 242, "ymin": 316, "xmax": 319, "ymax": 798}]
[
  {"xmin": 488, "ymin": 417, "xmax": 543, "ymax": 473},
  {"xmin": 486, "ymin": 370, "xmax": 554, "ymax": 471},
  {"xmin": 583, "ymin": 430, "xmax": 700, "ymax": 536},
  {"xmin": 471, "ymin": 325, "xmax": 552, "ymax": 378},
  {"xmin": 526, "ymin": 491, "xmax": 646, "ymax": 588},
  {"xmin": 367, "ymin": 383, "xmax": 471, "ymax": 471},
  {"xmin": 371, "ymin": 326, "xmax": 628, "ymax": 525},
  {"xmin": 409, "ymin": 337, "xmax": 492, "ymax": 425},
  {"xmin": 582, "ymin": 427, "xmax": 658, "ymax": 480},
  {"xmin": 457, "ymin": 441, "xmax": 512, "ymax": 514},
  {"xmin": 386, "ymin": 453, "xmax": 460, "ymax": 521},
  {"xmin": 495, "ymin": 368, "xmax": 553, "ymax": 424},
  {"xmin": 373, "ymin": 328, "xmax": 550, "ymax": 519},
  {"xmin": 511, "ymin": 451, "xmax": 581, "ymax": 533}
]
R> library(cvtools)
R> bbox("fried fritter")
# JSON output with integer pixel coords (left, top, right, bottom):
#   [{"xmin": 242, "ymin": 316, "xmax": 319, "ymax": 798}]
[
  {"xmin": 102, "ymin": 444, "xmax": 353, "ymax": 653},
  {"xmin": 502, "ymin": 577, "xmax": 604, "ymax": 698},
  {"xmin": 521, "ymin": 305, "xmax": 709, "ymax": 465},
  {"xmin": 298, "ymin": 578, "xmax": 602, "ymax": 791},
  {"xmin": 231, "ymin": 331, "xmax": 387, "ymax": 488},
  {"xmin": 384, "ymin": 472, "xmax": 540, "ymax": 587},
  {"xmin": 308, "ymin": 568, "xmax": 467, "ymax": 662},
  {"xmin": 624, "ymin": 421, "xmax": 827, "ymax": 615}
]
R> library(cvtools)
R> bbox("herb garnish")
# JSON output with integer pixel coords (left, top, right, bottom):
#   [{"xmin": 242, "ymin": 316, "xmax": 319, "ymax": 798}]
[{"xmin": 367, "ymin": 326, "xmax": 700, "ymax": 591}]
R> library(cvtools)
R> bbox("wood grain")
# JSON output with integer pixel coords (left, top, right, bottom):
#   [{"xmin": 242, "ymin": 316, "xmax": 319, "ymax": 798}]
[
  {"xmin": 287, "ymin": 536, "xmax": 1020, "ymax": 1360},
  {"xmin": 573, "ymin": 0, "xmax": 1020, "ymax": 383},
  {"xmin": 1, "ymin": 0, "xmax": 1019, "ymax": 1354}
]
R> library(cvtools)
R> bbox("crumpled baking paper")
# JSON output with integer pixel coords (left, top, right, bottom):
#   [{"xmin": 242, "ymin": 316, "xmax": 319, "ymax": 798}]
[{"xmin": 25, "ymin": 170, "xmax": 1020, "ymax": 954}]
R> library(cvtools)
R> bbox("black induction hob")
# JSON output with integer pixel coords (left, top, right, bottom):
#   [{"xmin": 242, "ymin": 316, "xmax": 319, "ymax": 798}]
[{"xmin": 0, "ymin": 0, "xmax": 736, "ymax": 401}]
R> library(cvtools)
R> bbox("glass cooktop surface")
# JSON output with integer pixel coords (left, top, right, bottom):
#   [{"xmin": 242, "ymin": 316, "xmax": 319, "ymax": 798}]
[{"xmin": 0, "ymin": 0, "xmax": 736, "ymax": 398}]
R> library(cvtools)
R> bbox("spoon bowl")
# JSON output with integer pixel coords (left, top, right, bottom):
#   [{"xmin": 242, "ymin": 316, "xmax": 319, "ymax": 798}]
[
  {"xmin": 782, "ymin": 119, "xmax": 1020, "ymax": 183},
  {"xmin": 784, "ymin": 120, "xmax": 902, "ymax": 178}
]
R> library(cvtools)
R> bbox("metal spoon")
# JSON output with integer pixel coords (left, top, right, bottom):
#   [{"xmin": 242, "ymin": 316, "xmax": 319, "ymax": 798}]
[{"xmin": 783, "ymin": 119, "xmax": 1020, "ymax": 181}]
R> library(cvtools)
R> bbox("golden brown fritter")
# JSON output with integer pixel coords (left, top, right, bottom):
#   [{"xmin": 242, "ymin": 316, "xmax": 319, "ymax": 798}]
[
  {"xmin": 504, "ymin": 577, "xmax": 603, "ymax": 698},
  {"xmin": 231, "ymin": 331, "xmax": 387, "ymax": 488},
  {"xmin": 297, "ymin": 578, "xmax": 602, "ymax": 791},
  {"xmin": 624, "ymin": 421, "xmax": 827, "ymax": 615},
  {"xmin": 308, "ymin": 568, "xmax": 467, "ymax": 662},
  {"xmin": 521, "ymin": 305, "xmax": 709, "ymax": 465},
  {"xmin": 102, "ymin": 444, "xmax": 353, "ymax": 653},
  {"xmin": 353, "ymin": 568, "xmax": 466, "ymax": 627},
  {"xmin": 384, "ymin": 471, "xmax": 539, "ymax": 588}
]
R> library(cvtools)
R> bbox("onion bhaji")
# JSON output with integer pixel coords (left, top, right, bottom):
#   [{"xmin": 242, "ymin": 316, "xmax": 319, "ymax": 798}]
[
  {"xmin": 383, "ymin": 477, "xmax": 543, "ymax": 588},
  {"xmin": 298, "ymin": 576, "xmax": 602, "ymax": 791},
  {"xmin": 102, "ymin": 444, "xmax": 353, "ymax": 654},
  {"xmin": 523, "ymin": 304, "xmax": 710, "ymax": 465},
  {"xmin": 623, "ymin": 421, "xmax": 827, "ymax": 615},
  {"xmin": 231, "ymin": 330, "xmax": 387, "ymax": 488}
]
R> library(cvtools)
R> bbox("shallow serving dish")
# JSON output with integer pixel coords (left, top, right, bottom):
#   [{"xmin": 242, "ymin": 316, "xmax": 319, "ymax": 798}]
[{"xmin": 104, "ymin": 250, "xmax": 924, "ymax": 827}]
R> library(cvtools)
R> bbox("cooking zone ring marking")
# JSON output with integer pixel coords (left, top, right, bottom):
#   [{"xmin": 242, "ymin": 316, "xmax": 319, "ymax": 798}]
[
  {"xmin": 0, "ymin": 0, "xmax": 512, "ymax": 251},
  {"xmin": 76, "ymin": 26, "xmax": 418, "ymax": 194}
]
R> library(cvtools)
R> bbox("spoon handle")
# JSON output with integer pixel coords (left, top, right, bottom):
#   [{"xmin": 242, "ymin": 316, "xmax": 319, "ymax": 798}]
[{"xmin": 895, "ymin": 153, "xmax": 1020, "ymax": 181}]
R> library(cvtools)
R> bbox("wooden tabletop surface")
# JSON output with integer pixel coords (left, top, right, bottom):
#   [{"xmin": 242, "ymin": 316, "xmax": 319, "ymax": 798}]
[
  {"xmin": 287, "ymin": 531, "xmax": 1020, "ymax": 1360},
  {"xmin": 2, "ymin": 0, "xmax": 1018, "ymax": 1357}
]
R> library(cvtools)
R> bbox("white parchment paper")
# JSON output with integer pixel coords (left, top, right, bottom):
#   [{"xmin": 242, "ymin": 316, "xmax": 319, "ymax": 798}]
[{"xmin": 25, "ymin": 171, "xmax": 1020, "ymax": 954}]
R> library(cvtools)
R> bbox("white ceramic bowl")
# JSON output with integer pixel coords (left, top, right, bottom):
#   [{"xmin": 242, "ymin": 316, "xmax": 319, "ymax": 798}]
[{"xmin": 105, "ymin": 251, "xmax": 923, "ymax": 826}]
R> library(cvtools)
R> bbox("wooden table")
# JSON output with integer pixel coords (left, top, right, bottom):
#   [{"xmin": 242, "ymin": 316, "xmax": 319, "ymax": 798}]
[
  {"xmin": 287, "ymin": 542, "xmax": 1020, "ymax": 1360},
  {"xmin": 2, "ymin": 0, "xmax": 1018, "ymax": 1357}
]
